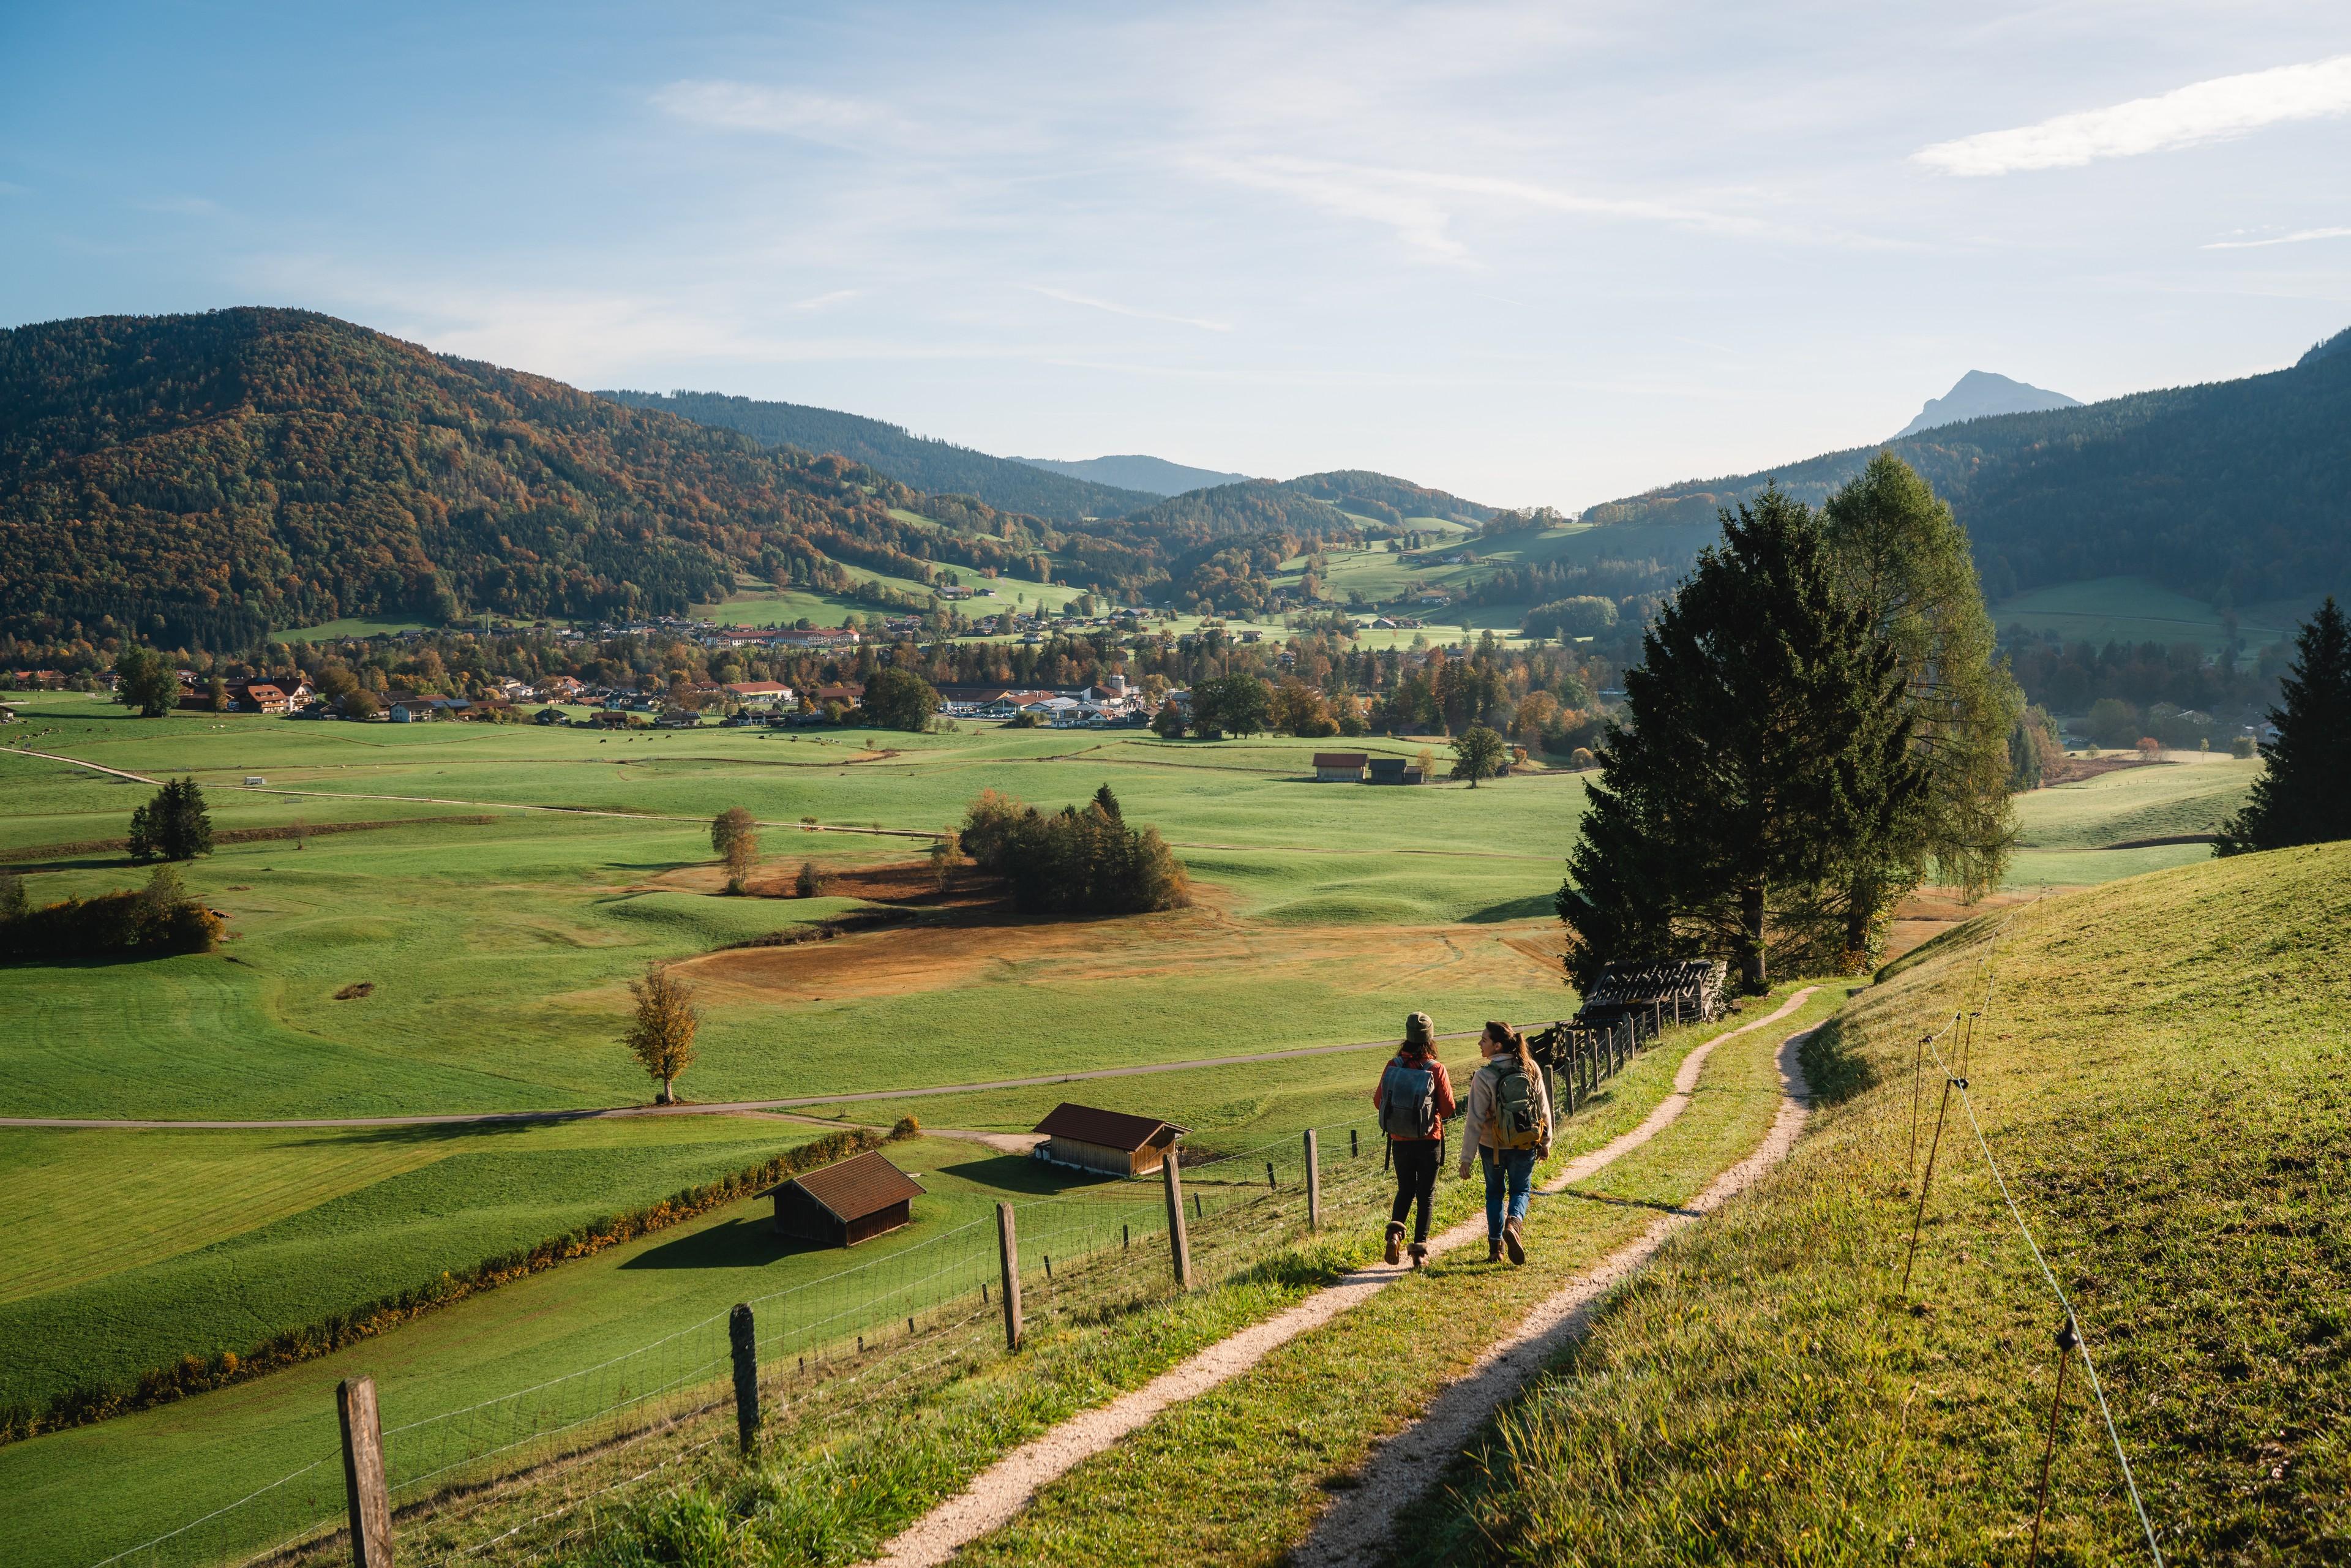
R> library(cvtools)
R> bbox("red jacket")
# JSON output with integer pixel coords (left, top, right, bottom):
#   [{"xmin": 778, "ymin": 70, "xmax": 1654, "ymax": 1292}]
[{"xmin": 1372, "ymin": 1053, "xmax": 1457, "ymax": 1141}]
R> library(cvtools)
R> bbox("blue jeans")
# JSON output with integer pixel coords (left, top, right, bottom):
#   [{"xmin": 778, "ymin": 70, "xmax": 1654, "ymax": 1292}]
[{"xmin": 1482, "ymin": 1147, "xmax": 1537, "ymax": 1238}]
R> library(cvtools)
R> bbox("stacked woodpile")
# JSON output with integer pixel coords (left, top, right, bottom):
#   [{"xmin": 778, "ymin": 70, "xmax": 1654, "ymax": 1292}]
[{"xmin": 1575, "ymin": 959, "xmax": 1728, "ymax": 1029}]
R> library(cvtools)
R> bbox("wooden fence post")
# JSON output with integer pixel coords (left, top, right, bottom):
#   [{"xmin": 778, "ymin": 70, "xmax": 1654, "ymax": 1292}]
[
  {"xmin": 1164, "ymin": 1154, "xmax": 1193, "ymax": 1290},
  {"xmin": 728, "ymin": 1304, "xmax": 759, "ymax": 1454},
  {"xmin": 1304, "ymin": 1129, "xmax": 1322, "ymax": 1231},
  {"xmin": 996, "ymin": 1202, "xmax": 1022, "ymax": 1352},
  {"xmin": 337, "ymin": 1376, "xmax": 394, "ymax": 1568}
]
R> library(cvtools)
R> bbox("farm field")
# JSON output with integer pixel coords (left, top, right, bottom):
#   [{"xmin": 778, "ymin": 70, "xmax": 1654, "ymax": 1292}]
[
  {"xmin": 1989, "ymin": 574, "xmax": 2295, "ymax": 652},
  {"xmin": 0, "ymin": 693, "xmax": 2278, "ymax": 1568},
  {"xmin": 2003, "ymin": 752, "xmax": 2255, "ymax": 887}
]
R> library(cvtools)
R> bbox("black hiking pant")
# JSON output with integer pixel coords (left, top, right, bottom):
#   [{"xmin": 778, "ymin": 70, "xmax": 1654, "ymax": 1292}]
[{"xmin": 1389, "ymin": 1137, "xmax": 1442, "ymax": 1244}]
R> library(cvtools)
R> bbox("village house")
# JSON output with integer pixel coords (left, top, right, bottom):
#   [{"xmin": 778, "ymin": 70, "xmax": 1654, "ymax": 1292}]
[
  {"xmin": 761, "ymin": 1150, "xmax": 924, "ymax": 1247},
  {"xmin": 723, "ymin": 680, "xmax": 793, "ymax": 708},
  {"xmin": 241, "ymin": 683, "xmax": 292, "ymax": 715},
  {"xmin": 1031, "ymin": 1103, "xmax": 1187, "ymax": 1176}
]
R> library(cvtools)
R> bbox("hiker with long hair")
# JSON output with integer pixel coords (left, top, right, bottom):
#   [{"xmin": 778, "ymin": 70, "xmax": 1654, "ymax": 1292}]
[
  {"xmin": 1458, "ymin": 1021, "xmax": 1553, "ymax": 1264},
  {"xmin": 1372, "ymin": 1011, "xmax": 1456, "ymax": 1269}
]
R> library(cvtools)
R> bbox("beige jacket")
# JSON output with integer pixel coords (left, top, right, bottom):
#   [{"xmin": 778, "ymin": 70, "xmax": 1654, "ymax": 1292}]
[{"xmin": 1457, "ymin": 1056, "xmax": 1554, "ymax": 1174}]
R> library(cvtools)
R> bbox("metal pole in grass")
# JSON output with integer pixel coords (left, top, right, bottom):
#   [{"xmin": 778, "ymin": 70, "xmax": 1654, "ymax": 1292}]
[
  {"xmin": 996, "ymin": 1202, "xmax": 1022, "ymax": 1352},
  {"xmin": 1266, "ymin": 1160, "xmax": 1277, "ymax": 1191},
  {"xmin": 337, "ymin": 1376, "xmax": 394, "ymax": 1568},
  {"xmin": 1305, "ymin": 1130, "xmax": 1322, "ymax": 1231},
  {"xmin": 729, "ymin": 1304, "xmax": 759, "ymax": 1455},
  {"xmin": 2028, "ymin": 1319, "xmax": 2080, "ymax": 1568},
  {"xmin": 1902, "ymin": 1075, "xmax": 1961, "ymax": 1296},
  {"xmin": 1163, "ymin": 1154, "xmax": 1194, "ymax": 1291}
]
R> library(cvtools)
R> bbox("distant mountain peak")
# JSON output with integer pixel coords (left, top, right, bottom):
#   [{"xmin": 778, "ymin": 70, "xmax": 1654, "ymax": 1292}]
[
  {"xmin": 1895, "ymin": 370, "xmax": 2082, "ymax": 439},
  {"xmin": 1010, "ymin": 453, "xmax": 1251, "ymax": 497}
]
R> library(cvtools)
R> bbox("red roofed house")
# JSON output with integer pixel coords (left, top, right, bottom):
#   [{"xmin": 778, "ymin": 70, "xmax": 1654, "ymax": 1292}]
[
  {"xmin": 1031, "ymin": 1103, "xmax": 1187, "ymax": 1176},
  {"xmin": 760, "ymin": 1149, "xmax": 926, "ymax": 1247},
  {"xmin": 1311, "ymin": 751, "xmax": 1368, "ymax": 782},
  {"xmin": 242, "ymin": 683, "xmax": 292, "ymax": 715}
]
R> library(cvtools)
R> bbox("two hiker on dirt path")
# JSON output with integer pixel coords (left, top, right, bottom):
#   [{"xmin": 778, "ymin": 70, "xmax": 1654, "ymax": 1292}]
[
  {"xmin": 1373, "ymin": 1015, "xmax": 1554, "ymax": 1270},
  {"xmin": 1458, "ymin": 1021, "xmax": 1553, "ymax": 1266},
  {"xmin": 1373, "ymin": 1012, "xmax": 1455, "ymax": 1270}
]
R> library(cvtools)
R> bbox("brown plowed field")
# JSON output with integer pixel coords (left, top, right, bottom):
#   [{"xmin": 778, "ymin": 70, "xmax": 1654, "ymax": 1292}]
[{"xmin": 673, "ymin": 904, "xmax": 1562, "ymax": 1007}]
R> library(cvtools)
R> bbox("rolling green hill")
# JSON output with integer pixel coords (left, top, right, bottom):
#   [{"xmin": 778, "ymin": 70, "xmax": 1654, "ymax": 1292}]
[
  {"xmin": 1588, "ymin": 324, "xmax": 2351, "ymax": 610},
  {"xmin": 599, "ymin": 389, "xmax": 1160, "ymax": 522}
]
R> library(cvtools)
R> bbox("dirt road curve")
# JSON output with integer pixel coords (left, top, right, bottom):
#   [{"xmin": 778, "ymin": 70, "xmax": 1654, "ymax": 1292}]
[
  {"xmin": 0, "ymin": 1024, "xmax": 1539, "ymax": 1131},
  {"xmin": 860, "ymin": 988, "xmax": 1819, "ymax": 1568}
]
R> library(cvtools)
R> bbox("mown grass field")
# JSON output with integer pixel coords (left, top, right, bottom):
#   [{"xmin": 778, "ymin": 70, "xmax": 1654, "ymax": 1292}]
[
  {"xmin": 1398, "ymin": 841, "xmax": 2351, "ymax": 1566},
  {"xmin": 0, "ymin": 693, "xmax": 2279, "ymax": 1567},
  {"xmin": 1989, "ymin": 574, "xmax": 2293, "ymax": 653}
]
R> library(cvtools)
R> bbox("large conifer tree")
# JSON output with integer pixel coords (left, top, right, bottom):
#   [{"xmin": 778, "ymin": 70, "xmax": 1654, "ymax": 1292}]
[
  {"xmin": 1818, "ymin": 454, "xmax": 2020, "ymax": 959},
  {"xmin": 1558, "ymin": 488, "xmax": 1924, "ymax": 992},
  {"xmin": 2216, "ymin": 597, "xmax": 2351, "ymax": 855}
]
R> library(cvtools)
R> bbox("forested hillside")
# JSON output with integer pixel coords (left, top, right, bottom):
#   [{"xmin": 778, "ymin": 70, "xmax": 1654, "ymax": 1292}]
[
  {"xmin": 0, "ymin": 311, "xmax": 1174, "ymax": 651},
  {"xmin": 1588, "ymin": 324, "xmax": 2351, "ymax": 607},
  {"xmin": 599, "ymin": 389, "xmax": 1157, "ymax": 522}
]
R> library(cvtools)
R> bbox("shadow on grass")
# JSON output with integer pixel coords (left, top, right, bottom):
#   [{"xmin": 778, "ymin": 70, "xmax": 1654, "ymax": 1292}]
[
  {"xmin": 621, "ymin": 1215, "xmax": 813, "ymax": 1270},
  {"xmin": 287, "ymin": 1116, "xmax": 550, "ymax": 1147},
  {"xmin": 934, "ymin": 1152, "xmax": 1119, "ymax": 1196},
  {"xmin": 1460, "ymin": 891, "xmax": 1561, "ymax": 924},
  {"xmin": 1798, "ymin": 1013, "xmax": 1878, "ymax": 1107}
]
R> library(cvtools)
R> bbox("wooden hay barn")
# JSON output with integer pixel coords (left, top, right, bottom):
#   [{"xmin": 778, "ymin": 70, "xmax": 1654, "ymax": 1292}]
[
  {"xmin": 760, "ymin": 1150, "xmax": 925, "ymax": 1247},
  {"xmin": 1031, "ymin": 1103, "xmax": 1187, "ymax": 1176},
  {"xmin": 1311, "ymin": 751, "xmax": 1369, "ymax": 782}
]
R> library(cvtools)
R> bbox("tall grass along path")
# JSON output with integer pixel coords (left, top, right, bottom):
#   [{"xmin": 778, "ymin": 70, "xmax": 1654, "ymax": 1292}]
[{"xmin": 863, "ymin": 988, "xmax": 1820, "ymax": 1568}]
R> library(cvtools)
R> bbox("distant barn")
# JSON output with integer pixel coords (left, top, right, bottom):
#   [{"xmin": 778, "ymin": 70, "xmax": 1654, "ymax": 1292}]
[
  {"xmin": 1312, "ymin": 751, "xmax": 1368, "ymax": 782},
  {"xmin": 761, "ymin": 1150, "xmax": 925, "ymax": 1247},
  {"xmin": 1031, "ymin": 1103, "xmax": 1186, "ymax": 1176},
  {"xmin": 1367, "ymin": 757, "xmax": 1427, "ymax": 786}
]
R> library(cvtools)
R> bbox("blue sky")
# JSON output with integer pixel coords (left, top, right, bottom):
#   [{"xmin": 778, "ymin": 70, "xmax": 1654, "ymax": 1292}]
[{"xmin": 6, "ymin": 2, "xmax": 2350, "ymax": 509}]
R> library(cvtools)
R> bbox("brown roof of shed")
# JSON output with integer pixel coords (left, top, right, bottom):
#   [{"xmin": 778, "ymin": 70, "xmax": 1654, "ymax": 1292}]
[
  {"xmin": 763, "ymin": 1150, "xmax": 925, "ymax": 1221},
  {"xmin": 1031, "ymin": 1103, "xmax": 1185, "ymax": 1152},
  {"xmin": 1312, "ymin": 752, "xmax": 1368, "ymax": 769}
]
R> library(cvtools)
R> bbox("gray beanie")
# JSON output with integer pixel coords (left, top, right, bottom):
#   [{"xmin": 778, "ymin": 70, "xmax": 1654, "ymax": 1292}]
[{"xmin": 1404, "ymin": 1011, "xmax": 1436, "ymax": 1049}]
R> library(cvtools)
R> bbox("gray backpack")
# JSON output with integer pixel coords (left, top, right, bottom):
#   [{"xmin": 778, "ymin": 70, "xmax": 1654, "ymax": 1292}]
[{"xmin": 1379, "ymin": 1059, "xmax": 1439, "ymax": 1139}]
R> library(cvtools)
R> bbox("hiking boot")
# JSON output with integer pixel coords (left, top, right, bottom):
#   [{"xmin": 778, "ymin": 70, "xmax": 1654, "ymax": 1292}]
[
  {"xmin": 1384, "ymin": 1221, "xmax": 1405, "ymax": 1266},
  {"xmin": 1487, "ymin": 1237, "xmax": 1504, "ymax": 1264},
  {"xmin": 1408, "ymin": 1242, "xmax": 1428, "ymax": 1270},
  {"xmin": 1503, "ymin": 1217, "xmax": 1526, "ymax": 1266}
]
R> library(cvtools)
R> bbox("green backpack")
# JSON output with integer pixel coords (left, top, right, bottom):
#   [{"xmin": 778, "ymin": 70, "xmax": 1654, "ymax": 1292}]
[{"xmin": 1485, "ymin": 1059, "xmax": 1543, "ymax": 1150}]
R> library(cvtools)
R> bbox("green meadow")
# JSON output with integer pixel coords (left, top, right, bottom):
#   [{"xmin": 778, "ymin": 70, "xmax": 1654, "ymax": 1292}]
[
  {"xmin": 0, "ymin": 694, "xmax": 2271, "ymax": 1566},
  {"xmin": 1989, "ymin": 574, "xmax": 2298, "ymax": 652}
]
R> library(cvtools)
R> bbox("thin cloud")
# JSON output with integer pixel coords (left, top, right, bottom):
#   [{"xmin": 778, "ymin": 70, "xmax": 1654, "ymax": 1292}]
[
  {"xmin": 1026, "ymin": 285, "xmax": 1232, "ymax": 332},
  {"xmin": 651, "ymin": 80, "xmax": 912, "ymax": 148},
  {"xmin": 2203, "ymin": 225, "xmax": 2351, "ymax": 250},
  {"xmin": 790, "ymin": 288, "xmax": 862, "ymax": 310},
  {"xmin": 1916, "ymin": 54, "xmax": 2351, "ymax": 176}
]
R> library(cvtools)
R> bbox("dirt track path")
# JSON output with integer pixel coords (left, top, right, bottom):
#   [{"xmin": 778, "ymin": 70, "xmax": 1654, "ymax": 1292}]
[
  {"xmin": 861, "ymin": 988, "xmax": 1819, "ymax": 1568},
  {"xmin": 1288, "ymin": 1021, "xmax": 1818, "ymax": 1566},
  {"xmin": 0, "ymin": 1024, "xmax": 1528, "ymax": 1131}
]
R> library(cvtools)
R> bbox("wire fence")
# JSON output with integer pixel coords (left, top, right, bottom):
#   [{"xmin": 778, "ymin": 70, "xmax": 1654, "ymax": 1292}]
[
  {"xmin": 1908, "ymin": 927, "xmax": 2166, "ymax": 1566},
  {"xmin": 82, "ymin": 1010, "xmax": 1685, "ymax": 1568}
]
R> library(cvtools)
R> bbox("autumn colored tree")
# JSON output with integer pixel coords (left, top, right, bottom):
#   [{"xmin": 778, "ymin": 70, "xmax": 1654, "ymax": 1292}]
[
  {"xmin": 1450, "ymin": 723, "xmax": 1509, "ymax": 787},
  {"xmin": 623, "ymin": 964, "xmax": 700, "ymax": 1105}
]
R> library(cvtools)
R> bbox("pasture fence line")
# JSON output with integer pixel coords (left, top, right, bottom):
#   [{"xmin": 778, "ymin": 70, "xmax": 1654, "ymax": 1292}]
[
  {"xmin": 81, "ymin": 1008, "xmax": 1699, "ymax": 1568},
  {"xmin": 1905, "ymin": 921, "xmax": 2165, "ymax": 1567}
]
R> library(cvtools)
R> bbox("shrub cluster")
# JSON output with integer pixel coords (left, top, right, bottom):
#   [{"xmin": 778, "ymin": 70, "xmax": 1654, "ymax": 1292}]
[
  {"xmin": 0, "ymin": 1125, "xmax": 907, "ymax": 1446},
  {"xmin": 959, "ymin": 786, "xmax": 1189, "ymax": 915},
  {"xmin": 0, "ymin": 867, "xmax": 222, "ymax": 962}
]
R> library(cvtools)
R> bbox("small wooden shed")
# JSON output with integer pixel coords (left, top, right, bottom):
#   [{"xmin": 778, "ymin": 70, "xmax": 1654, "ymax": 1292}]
[
  {"xmin": 1031, "ymin": 1103, "xmax": 1187, "ymax": 1176},
  {"xmin": 1311, "ymin": 751, "xmax": 1369, "ymax": 782},
  {"xmin": 761, "ymin": 1150, "xmax": 925, "ymax": 1247}
]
